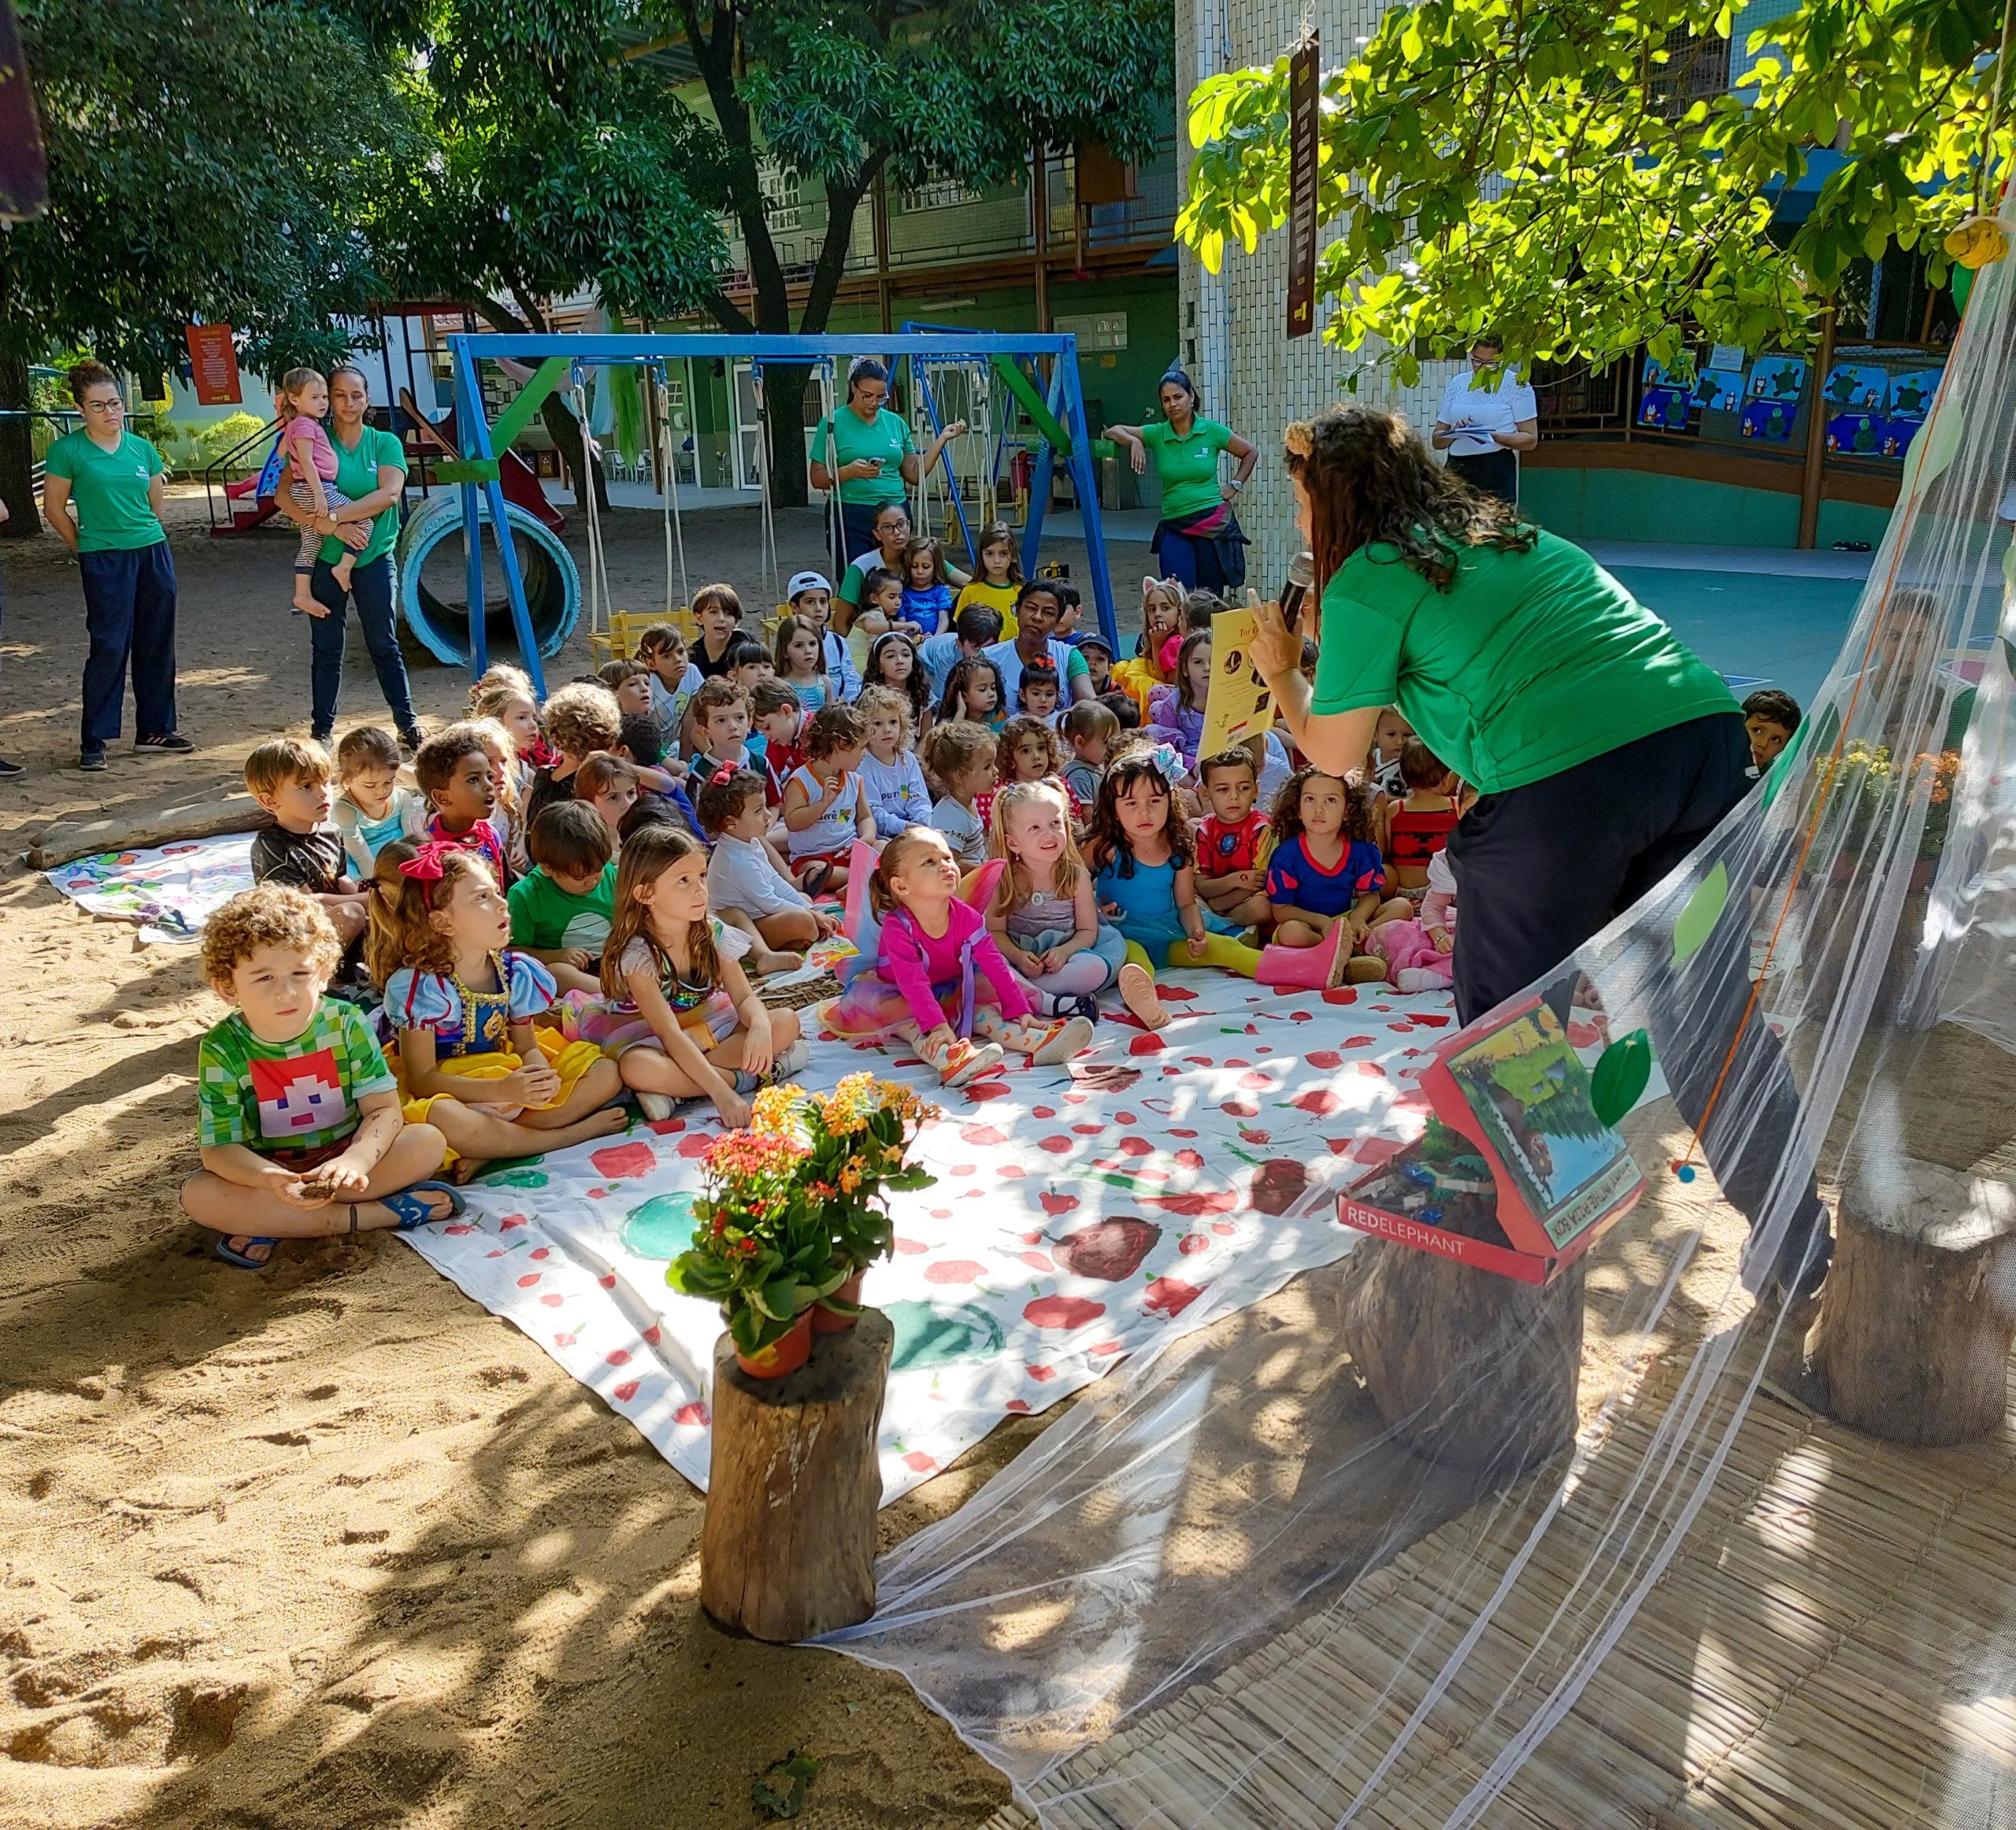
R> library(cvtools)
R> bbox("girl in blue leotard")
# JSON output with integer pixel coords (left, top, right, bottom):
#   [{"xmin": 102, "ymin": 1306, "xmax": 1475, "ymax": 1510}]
[{"xmin": 1084, "ymin": 744, "xmax": 1260, "ymax": 990}]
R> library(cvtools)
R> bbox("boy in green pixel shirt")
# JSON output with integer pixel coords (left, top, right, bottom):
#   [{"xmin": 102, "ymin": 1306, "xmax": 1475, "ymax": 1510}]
[{"xmin": 182, "ymin": 884, "xmax": 461, "ymax": 1269}]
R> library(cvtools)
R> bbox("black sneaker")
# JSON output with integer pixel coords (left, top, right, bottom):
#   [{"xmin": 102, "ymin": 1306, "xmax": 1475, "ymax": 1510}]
[
  {"xmin": 79, "ymin": 749, "xmax": 107, "ymax": 772},
  {"xmin": 0, "ymin": 757, "xmax": 20, "ymax": 780},
  {"xmin": 310, "ymin": 727, "xmax": 334, "ymax": 747},
  {"xmin": 135, "ymin": 732, "xmax": 195, "ymax": 754},
  {"xmin": 398, "ymin": 724, "xmax": 426, "ymax": 754}
]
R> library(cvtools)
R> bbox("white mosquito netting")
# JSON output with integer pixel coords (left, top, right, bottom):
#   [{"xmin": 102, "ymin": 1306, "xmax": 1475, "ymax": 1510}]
[{"xmin": 813, "ymin": 245, "xmax": 2016, "ymax": 1826}]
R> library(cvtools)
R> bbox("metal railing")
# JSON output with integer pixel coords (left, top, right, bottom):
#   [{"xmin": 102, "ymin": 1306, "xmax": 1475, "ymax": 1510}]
[{"xmin": 202, "ymin": 416, "xmax": 282, "ymax": 534}]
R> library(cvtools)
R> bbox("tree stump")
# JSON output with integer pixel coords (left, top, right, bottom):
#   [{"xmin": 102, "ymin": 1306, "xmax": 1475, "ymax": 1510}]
[
  {"xmin": 1808, "ymin": 1156, "xmax": 2016, "ymax": 1447},
  {"xmin": 1340, "ymin": 1241, "xmax": 1584, "ymax": 1476},
  {"xmin": 700, "ymin": 1309, "xmax": 893, "ymax": 1643}
]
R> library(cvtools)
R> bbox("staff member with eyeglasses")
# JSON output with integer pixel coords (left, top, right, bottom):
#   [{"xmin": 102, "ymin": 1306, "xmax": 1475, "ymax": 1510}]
[
  {"xmin": 41, "ymin": 361, "xmax": 190, "ymax": 772},
  {"xmin": 810, "ymin": 357, "xmax": 965, "ymax": 586}
]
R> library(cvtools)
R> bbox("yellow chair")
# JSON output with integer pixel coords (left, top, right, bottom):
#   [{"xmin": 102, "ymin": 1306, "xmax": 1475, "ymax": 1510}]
[{"xmin": 587, "ymin": 607, "xmax": 694, "ymax": 664}]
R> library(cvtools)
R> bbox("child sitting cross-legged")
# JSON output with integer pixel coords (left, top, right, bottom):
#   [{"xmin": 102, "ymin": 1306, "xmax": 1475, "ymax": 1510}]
[
  {"xmin": 507, "ymin": 800, "xmax": 617, "ymax": 996},
  {"xmin": 183, "ymin": 884, "xmax": 461, "ymax": 1271},
  {"xmin": 1062, "ymin": 698, "xmax": 1120, "ymax": 809},
  {"xmin": 370, "ymin": 840, "xmax": 628, "ymax": 1176},
  {"xmin": 857, "ymin": 684, "xmax": 934, "ymax": 836},
  {"xmin": 1084, "ymin": 742, "xmax": 1260, "ymax": 991},
  {"xmin": 695, "ymin": 763, "xmax": 839, "ymax": 974},
  {"xmin": 782, "ymin": 702, "xmax": 879, "ymax": 896},
  {"xmin": 922, "ymin": 718, "xmax": 997, "ymax": 869},
  {"xmin": 749, "ymin": 680, "xmax": 803, "ymax": 809},
  {"xmin": 332, "ymin": 725, "xmax": 427, "ymax": 878},
  {"xmin": 828, "ymin": 826, "xmax": 1092, "ymax": 1087},
  {"xmin": 246, "ymin": 737, "xmax": 369, "ymax": 958},
  {"xmin": 1261, "ymin": 766, "xmax": 1412, "ymax": 987},
  {"xmin": 569, "ymin": 824, "xmax": 808, "ymax": 1126},
  {"xmin": 1192, "ymin": 745, "xmax": 1274, "ymax": 931},
  {"xmin": 416, "ymin": 723, "xmax": 510, "ymax": 885},
  {"xmin": 987, "ymin": 779, "xmax": 1139, "ymax": 1025}
]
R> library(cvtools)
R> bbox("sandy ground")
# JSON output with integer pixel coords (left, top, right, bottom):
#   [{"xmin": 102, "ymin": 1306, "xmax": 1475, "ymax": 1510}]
[{"xmin": 0, "ymin": 489, "xmax": 1123, "ymax": 1829}]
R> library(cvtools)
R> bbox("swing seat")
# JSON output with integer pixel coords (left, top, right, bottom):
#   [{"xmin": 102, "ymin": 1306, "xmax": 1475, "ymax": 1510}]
[{"xmin": 587, "ymin": 606, "xmax": 695, "ymax": 663}]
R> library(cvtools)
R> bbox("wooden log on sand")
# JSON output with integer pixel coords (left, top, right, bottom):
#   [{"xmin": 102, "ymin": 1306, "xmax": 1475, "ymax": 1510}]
[
  {"xmin": 26, "ymin": 795, "xmax": 272, "ymax": 870},
  {"xmin": 1808, "ymin": 1155, "xmax": 2016, "ymax": 1447},
  {"xmin": 1340, "ymin": 1241, "xmax": 1585, "ymax": 1476},
  {"xmin": 700, "ymin": 1310, "xmax": 892, "ymax": 1643}
]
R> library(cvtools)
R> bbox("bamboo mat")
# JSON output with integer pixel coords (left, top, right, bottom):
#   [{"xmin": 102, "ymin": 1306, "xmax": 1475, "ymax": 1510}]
[{"xmin": 986, "ymin": 1342, "xmax": 2016, "ymax": 1830}]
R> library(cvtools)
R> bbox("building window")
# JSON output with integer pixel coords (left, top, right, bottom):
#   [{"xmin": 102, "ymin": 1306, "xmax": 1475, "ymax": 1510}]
[
  {"xmin": 1650, "ymin": 28, "xmax": 1731, "ymax": 117},
  {"xmin": 902, "ymin": 172, "xmax": 984, "ymax": 212}
]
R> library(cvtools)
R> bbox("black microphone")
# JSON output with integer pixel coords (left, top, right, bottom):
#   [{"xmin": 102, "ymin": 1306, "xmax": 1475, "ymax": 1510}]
[{"xmin": 1280, "ymin": 549, "xmax": 1314, "ymax": 628}]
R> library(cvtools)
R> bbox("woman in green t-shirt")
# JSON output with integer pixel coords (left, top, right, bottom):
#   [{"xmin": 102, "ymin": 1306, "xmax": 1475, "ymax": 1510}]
[
  {"xmin": 40, "ymin": 360, "xmax": 187, "ymax": 772},
  {"xmin": 810, "ymin": 357, "xmax": 965, "ymax": 586},
  {"xmin": 1103, "ymin": 365, "xmax": 1258, "ymax": 594},
  {"xmin": 271, "ymin": 365, "xmax": 422, "ymax": 749},
  {"xmin": 1247, "ymin": 403, "xmax": 1829, "ymax": 1302}
]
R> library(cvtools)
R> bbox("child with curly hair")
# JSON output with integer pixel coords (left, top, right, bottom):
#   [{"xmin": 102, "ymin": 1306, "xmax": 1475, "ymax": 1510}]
[
  {"xmin": 183, "ymin": 884, "xmax": 459, "ymax": 1270},
  {"xmin": 1262, "ymin": 766, "xmax": 1411, "ymax": 987}
]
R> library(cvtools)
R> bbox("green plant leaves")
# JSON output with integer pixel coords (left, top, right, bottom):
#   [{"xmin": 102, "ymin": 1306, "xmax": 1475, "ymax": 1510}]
[
  {"xmin": 1589, "ymin": 1030, "xmax": 1654, "ymax": 1128},
  {"xmin": 753, "ymin": 1752, "xmax": 819, "ymax": 1820},
  {"xmin": 1673, "ymin": 862, "xmax": 1729, "ymax": 967}
]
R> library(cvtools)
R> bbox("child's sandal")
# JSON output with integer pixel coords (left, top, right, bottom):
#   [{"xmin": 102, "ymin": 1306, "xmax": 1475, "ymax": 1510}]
[
  {"xmin": 213, "ymin": 1235, "xmax": 279, "ymax": 1271},
  {"xmin": 379, "ymin": 1182, "xmax": 469, "ymax": 1232}
]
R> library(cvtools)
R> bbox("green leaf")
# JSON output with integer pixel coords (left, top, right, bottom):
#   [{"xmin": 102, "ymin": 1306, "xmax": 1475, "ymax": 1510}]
[
  {"xmin": 753, "ymin": 1752, "xmax": 820, "ymax": 1820},
  {"xmin": 1588, "ymin": 1031, "xmax": 1654, "ymax": 1128},
  {"xmin": 1673, "ymin": 862, "xmax": 1729, "ymax": 967}
]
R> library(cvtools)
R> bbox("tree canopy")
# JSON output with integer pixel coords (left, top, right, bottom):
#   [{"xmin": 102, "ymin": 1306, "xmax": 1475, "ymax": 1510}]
[{"xmin": 1177, "ymin": 0, "xmax": 2014, "ymax": 382}]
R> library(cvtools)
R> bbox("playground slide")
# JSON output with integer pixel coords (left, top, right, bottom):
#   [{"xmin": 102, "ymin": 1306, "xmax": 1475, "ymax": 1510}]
[{"xmin": 398, "ymin": 389, "xmax": 565, "ymax": 534}]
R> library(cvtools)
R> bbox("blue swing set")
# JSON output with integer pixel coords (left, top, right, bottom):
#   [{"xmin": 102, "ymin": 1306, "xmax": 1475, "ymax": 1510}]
[{"xmin": 440, "ymin": 328, "xmax": 1121, "ymax": 699}]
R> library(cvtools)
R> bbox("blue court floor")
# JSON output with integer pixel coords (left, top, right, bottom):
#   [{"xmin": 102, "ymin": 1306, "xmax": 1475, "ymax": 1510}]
[{"xmin": 1586, "ymin": 541, "xmax": 1872, "ymax": 711}]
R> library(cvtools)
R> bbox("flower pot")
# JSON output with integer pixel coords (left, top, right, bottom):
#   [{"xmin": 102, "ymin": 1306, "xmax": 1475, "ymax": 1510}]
[
  {"xmin": 812, "ymin": 1269, "xmax": 865, "ymax": 1334},
  {"xmin": 735, "ymin": 1310, "xmax": 813, "ymax": 1380}
]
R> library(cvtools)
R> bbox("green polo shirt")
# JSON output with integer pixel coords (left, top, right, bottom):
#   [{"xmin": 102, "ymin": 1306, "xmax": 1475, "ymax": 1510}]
[
  {"xmin": 813, "ymin": 406, "xmax": 913, "ymax": 506},
  {"xmin": 317, "ymin": 424, "xmax": 409, "ymax": 568},
  {"xmin": 1311, "ymin": 530, "xmax": 1738, "ymax": 795},
  {"xmin": 42, "ymin": 431, "xmax": 165, "ymax": 552},
  {"xmin": 1140, "ymin": 416, "xmax": 1232, "ymax": 522}
]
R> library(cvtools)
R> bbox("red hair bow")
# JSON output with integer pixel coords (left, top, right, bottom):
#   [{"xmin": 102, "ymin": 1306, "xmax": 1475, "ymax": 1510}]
[
  {"xmin": 709, "ymin": 761, "xmax": 739, "ymax": 786},
  {"xmin": 398, "ymin": 839, "xmax": 461, "ymax": 883}
]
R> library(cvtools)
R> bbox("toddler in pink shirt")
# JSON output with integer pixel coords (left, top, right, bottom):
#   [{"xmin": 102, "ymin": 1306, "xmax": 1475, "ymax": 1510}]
[{"xmin": 277, "ymin": 367, "xmax": 357, "ymax": 616}]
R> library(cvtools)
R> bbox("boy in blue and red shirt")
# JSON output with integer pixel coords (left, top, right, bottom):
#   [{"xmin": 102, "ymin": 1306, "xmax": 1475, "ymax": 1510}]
[{"xmin": 1194, "ymin": 747, "xmax": 1273, "ymax": 930}]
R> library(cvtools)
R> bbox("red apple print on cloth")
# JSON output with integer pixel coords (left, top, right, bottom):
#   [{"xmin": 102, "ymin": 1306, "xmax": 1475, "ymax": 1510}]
[
  {"xmin": 1073, "ymin": 1123, "xmax": 1103, "ymax": 1136},
  {"xmin": 1237, "ymin": 1071, "xmax": 1275, "ymax": 1090},
  {"xmin": 1063, "ymin": 1092, "xmax": 1088, "ymax": 1106},
  {"xmin": 925, "ymin": 1260, "xmax": 987, "ymax": 1284},
  {"xmin": 961, "ymin": 1124, "xmax": 1006, "ymax": 1146},
  {"xmin": 1179, "ymin": 1233, "xmax": 1209, "ymax": 1256},
  {"xmin": 965, "ymin": 1081, "xmax": 1010, "ymax": 1101},
  {"xmin": 949, "ymin": 1164, "xmax": 977, "ymax": 1177},
  {"xmin": 641, "ymin": 1325, "xmax": 661, "ymax": 1345},
  {"xmin": 1343, "ymin": 1036, "xmax": 1376, "ymax": 1048},
  {"xmin": 445, "ymin": 1222, "xmax": 474, "ymax": 1235},
  {"xmin": 1175, "ymin": 1148, "xmax": 1206, "ymax": 1169},
  {"xmin": 1221, "ymin": 1099, "xmax": 1259, "ymax": 1118},
  {"xmin": 1115, "ymin": 1111, "xmax": 1138, "ymax": 1124},
  {"xmin": 1024, "ymin": 1295, "xmax": 1106, "ymax": 1330},
  {"xmin": 517, "ymin": 1273, "xmax": 541, "ymax": 1288},
  {"xmin": 1021, "ymin": 1251, "xmax": 1056, "ymax": 1272},
  {"xmin": 1292, "ymin": 1088, "xmax": 1346, "ymax": 1116},
  {"xmin": 1032, "ymin": 1106, "xmax": 1056, "ymax": 1119},
  {"xmin": 587, "ymin": 1188, "xmax": 607, "ymax": 1200},
  {"xmin": 1157, "ymin": 984, "xmax": 1196, "ymax": 1000},
  {"xmin": 1225, "ymin": 1058, "xmax": 1251, "ymax": 1069},
  {"xmin": 1250, "ymin": 1159, "xmax": 1309, "ymax": 1216},
  {"xmin": 1169, "ymin": 1128, "xmax": 1199, "ymax": 1139},
  {"xmin": 1238, "ymin": 1128, "xmax": 1271, "ymax": 1145},
  {"xmin": 645, "ymin": 1116, "xmax": 686, "ymax": 1134},
  {"xmin": 677, "ymin": 1133, "xmax": 713, "ymax": 1158},
  {"xmin": 999, "ymin": 1165, "xmax": 1026, "ymax": 1178},
  {"xmin": 1006, "ymin": 1398, "xmax": 1032, "ymax": 1413},
  {"xmin": 1140, "ymin": 1188, "xmax": 1238, "ymax": 1216},
  {"xmin": 1090, "ymin": 1339, "xmax": 1125, "ymax": 1356},
  {"xmin": 1050, "ymin": 1219, "xmax": 1162, "ymax": 1280},
  {"xmin": 500, "ymin": 1215, "xmax": 526, "ymax": 1229},
  {"xmin": 894, "ymin": 1235, "xmax": 929, "ymax": 1254},
  {"xmin": 1143, "ymin": 1276, "xmax": 1205, "ymax": 1317},
  {"xmin": 1289, "ymin": 1009, "xmax": 1313, "ymax": 1023},
  {"xmin": 612, "ymin": 1380, "xmax": 640, "ymax": 1404},
  {"xmin": 675, "ymin": 1401, "xmax": 710, "ymax": 1426},
  {"xmin": 1027, "ymin": 1365, "xmax": 1057, "ymax": 1383},
  {"xmin": 1040, "ymin": 1192, "xmax": 1079, "ymax": 1217},
  {"xmin": 1414, "ymin": 1012, "xmax": 1452, "ymax": 1028},
  {"xmin": 1211, "ymin": 1220, "xmax": 1236, "ymax": 1236},
  {"xmin": 1039, "ymin": 1135, "xmax": 1073, "ymax": 1154},
  {"xmin": 529, "ymin": 1247, "xmax": 550, "ymax": 1260},
  {"xmin": 598, "ymin": 1273, "xmax": 617, "ymax": 1288},
  {"xmin": 1128, "ymin": 1032, "xmax": 1166, "ymax": 1055},
  {"xmin": 1358, "ymin": 1061, "xmax": 1388, "ymax": 1079},
  {"xmin": 1117, "ymin": 1136, "xmax": 1153, "ymax": 1157},
  {"xmin": 590, "ymin": 1141, "xmax": 657, "ymax": 1180},
  {"xmin": 903, "ymin": 1451, "xmax": 938, "ymax": 1474},
  {"xmin": 1071, "ymin": 1063, "xmax": 1143, "ymax": 1091},
  {"xmin": 553, "ymin": 1332, "xmax": 576, "ymax": 1348},
  {"xmin": 540, "ymin": 1294, "xmax": 564, "ymax": 1308},
  {"xmin": 1321, "ymin": 987, "xmax": 1358, "ymax": 1005},
  {"xmin": 606, "ymin": 1348, "xmax": 632, "ymax": 1366}
]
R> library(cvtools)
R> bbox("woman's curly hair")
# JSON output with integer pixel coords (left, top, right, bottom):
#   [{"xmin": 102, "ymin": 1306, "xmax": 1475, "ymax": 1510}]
[{"xmin": 1284, "ymin": 405, "xmax": 1537, "ymax": 594}]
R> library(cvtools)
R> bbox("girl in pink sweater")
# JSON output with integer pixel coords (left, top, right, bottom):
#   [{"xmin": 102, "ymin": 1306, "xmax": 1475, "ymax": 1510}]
[{"xmin": 828, "ymin": 828, "xmax": 1093, "ymax": 1085}]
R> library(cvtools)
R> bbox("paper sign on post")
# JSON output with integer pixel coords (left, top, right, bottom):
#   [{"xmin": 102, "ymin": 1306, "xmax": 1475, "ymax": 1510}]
[{"xmin": 1198, "ymin": 604, "xmax": 1278, "ymax": 756}]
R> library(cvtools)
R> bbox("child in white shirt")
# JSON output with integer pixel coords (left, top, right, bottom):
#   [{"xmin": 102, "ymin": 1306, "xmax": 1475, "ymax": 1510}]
[
  {"xmin": 695, "ymin": 765, "xmax": 838, "ymax": 974},
  {"xmin": 856, "ymin": 684, "xmax": 933, "ymax": 837}
]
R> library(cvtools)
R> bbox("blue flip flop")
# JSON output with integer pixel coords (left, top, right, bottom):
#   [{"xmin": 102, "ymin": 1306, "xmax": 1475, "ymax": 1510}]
[
  {"xmin": 380, "ymin": 1182, "xmax": 468, "ymax": 1232},
  {"xmin": 213, "ymin": 1235, "xmax": 278, "ymax": 1271}
]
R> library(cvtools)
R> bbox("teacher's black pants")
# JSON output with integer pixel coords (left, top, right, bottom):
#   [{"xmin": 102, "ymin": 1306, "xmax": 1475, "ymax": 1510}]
[
  {"xmin": 1447, "ymin": 449, "xmax": 1519, "ymax": 505},
  {"xmin": 1443, "ymin": 712, "xmax": 1829, "ymax": 1296}
]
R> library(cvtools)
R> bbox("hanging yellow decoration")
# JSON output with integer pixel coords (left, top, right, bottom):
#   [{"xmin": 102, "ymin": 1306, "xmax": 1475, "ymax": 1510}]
[{"xmin": 1944, "ymin": 216, "xmax": 2010, "ymax": 269}]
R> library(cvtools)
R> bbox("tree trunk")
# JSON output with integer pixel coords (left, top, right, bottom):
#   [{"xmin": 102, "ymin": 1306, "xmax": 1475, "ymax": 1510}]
[
  {"xmin": 699, "ymin": 1309, "xmax": 892, "ymax": 1643},
  {"xmin": 1808, "ymin": 1155, "xmax": 2016, "ymax": 1447},
  {"xmin": 1341, "ymin": 1241, "xmax": 1584, "ymax": 1476},
  {"xmin": 0, "ymin": 353, "xmax": 40, "ymax": 537},
  {"xmin": 762, "ymin": 362, "xmax": 812, "ymax": 510},
  {"xmin": 539, "ymin": 392, "xmax": 607, "ymax": 515}
]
